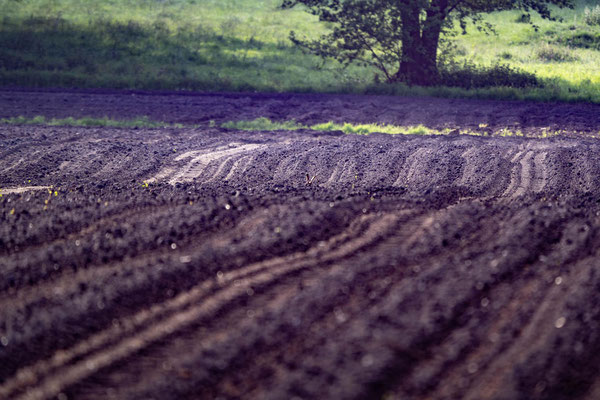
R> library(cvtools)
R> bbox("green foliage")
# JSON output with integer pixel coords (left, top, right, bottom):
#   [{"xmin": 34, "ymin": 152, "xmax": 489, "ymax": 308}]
[
  {"xmin": 311, "ymin": 122, "xmax": 434, "ymax": 135},
  {"xmin": 516, "ymin": 13, "xmax": 532, "ymax": 23},
  {"xmin": 0, "ymin": 0, "xmax": 599, "ymax": 102},
  {"xmin": 221, "ymin": 117, "xmax": 579, "ymax": 137},
  {"xmin": 536, "ymin": 44, "xmax": 579, "ymax": 62},
  {"xmin": 281, "ymin": 0, "xmax": 573, "ymax": 85},
  {"xmin": 0, "ymin": 0, "xmax": 361, "ymax": 92},
  {"xmin": 560, "ymin": 32, "xmax": 600, "ymax": 49},
  {"xmin": 439, "ymin": 62, "xmax": 539, "ymax": 88},
  {"xmin": 0, "ymin": 115, "xmax": 182, "ymax": 128},
  {"xmin": 583, "ymin": 5, "xmax": 600, "ymax": 25},
  {"xmin": 222, "ymin": 117, "xmax": 439, "ymax": 135}
]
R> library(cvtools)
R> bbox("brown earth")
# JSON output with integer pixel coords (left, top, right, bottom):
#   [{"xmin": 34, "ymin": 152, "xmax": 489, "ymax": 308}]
[
  {"xmin": 2, "ymin": 90, "xmax": 600, "ymax": 400},
  {"xmin": 2, "ymin": 88, "xmax": 600, "ymax": 135}
]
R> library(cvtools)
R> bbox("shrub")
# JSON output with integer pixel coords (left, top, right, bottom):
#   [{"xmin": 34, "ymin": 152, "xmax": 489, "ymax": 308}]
[
  {"xmin": 560, "ymin": 33, "xmax": 600, "ymax": 50},
  {"xmin": 515, "ymin": 13, "xmax": 531, "ymax": 23},
  {"xmin": 439, "ymin": 62, "xmax": 539, "ymax": 89},
  {"xmin": 584, "ymin": 5, "xmax": 600, "ymax": 26},
  {"xmin": 536, "ymin": 44, "xmax": 578, "ymax": 62}
]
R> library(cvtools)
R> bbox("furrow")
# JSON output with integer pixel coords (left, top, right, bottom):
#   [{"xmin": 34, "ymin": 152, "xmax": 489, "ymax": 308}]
[
  {"xmin": 532, "ymin": 151, "xmax": 548, "ymax": 193},
  {"xmin": 66, "ymin": 208, "xmax": 437, "ymax": 400},
  {"xmin": 166, "ymin": 143, "xmax": 267, "ymax": 184},
  {"xmin": 204, "ymin": 155, "xmax": 236, "ymax": 183},
  {"xmin": 381, "ymin": 209, "xmax": 595, "ymax": 400},
  {"xmin": 223, "ymin": 155, "xmax": 251, "ymax": 182},
  {"xmin": 500, "ymin": 149, "xmax": 528, "ymax": 198},
  {"xmin": 0, "ymin": 200, "xmax": 226, "ymax": 293},
  {"xmin": 201, "ymin": 206, "xmax": 512, "ymax": 400},
  {"xmin": 0, "ymin": 158, "xmax": 24, "ymax": 174},
  {"xmin": 393, "ymin": 147, "xmax": 430, "ymax": 188},
  {"xmin": 512, "ymin": 150, "xmax": 534, "ymax": 198},
  {"xmin": 4, "ymin": 212, "xmax": 402, "ymax": 400},
  {"xmin": 0, "ymin": 186, "xmax": 51, "ymax": 195}
]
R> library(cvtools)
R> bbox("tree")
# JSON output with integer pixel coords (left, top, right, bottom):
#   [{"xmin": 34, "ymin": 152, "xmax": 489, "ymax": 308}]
[{"xmin": 280, "ymin": 0, "xmax": 573, "ymax": 86}]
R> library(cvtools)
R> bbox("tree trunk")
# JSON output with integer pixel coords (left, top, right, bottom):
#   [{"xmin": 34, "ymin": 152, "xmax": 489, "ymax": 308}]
[
  {"xmin": 395, "ymin": 0, "xmax": 448, "ymax": 86},
  {"xmin": 397, "ymin": 39, "xmax": 439, "ymax": 86}
]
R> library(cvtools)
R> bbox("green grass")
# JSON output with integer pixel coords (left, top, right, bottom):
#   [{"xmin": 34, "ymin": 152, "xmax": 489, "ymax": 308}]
[
  {"xmin": 451, "ymin": 0, "xmax": 600, "ymax": 101},
  {"xmin": 1, "ymin": 0, "xmax": 600, "ymax": 101},
  {"xmin": 223, "ymin": 118, "xmax": 445, "ymax": 135},
  {"xmin": 0, "ymin": 0, "xmax": 365, "ymax": 92},
  {"xmin": 222, "ymin": 117, "xmax": 595, "ymax": 138},
  {"xmin": 223, "ymin": 117, "xmax": 436, "ymax": 134},
  {"xmin": 2, "ymin": 113, "xmax": 590, "ymax": 138},
  {"xmin": 310, "ymin": 121, "xmax": 437, "ymax": 135},
  {"xmin": 0, "ymin": 113, "xmax": 443, "ymax": 136},
  {"xmin": 0, "ymin": 115, "xmax": 183, "ymax": 128}
]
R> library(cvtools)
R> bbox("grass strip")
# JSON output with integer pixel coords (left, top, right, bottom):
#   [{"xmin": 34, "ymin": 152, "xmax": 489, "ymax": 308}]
[
  {"xmin": 0, "ymin": 115, "xmax": 183, "ymax": 128},
  {"xmin": 223, "ymin": 117, "xmax": 444, "ymax": 135},
  {"xmin": 0, "ymin": 115, "xmax": 588, "ymax": 138},
  {"xmin": 222, "ymin": 117, "xmax": 580, "ymax": 138}
]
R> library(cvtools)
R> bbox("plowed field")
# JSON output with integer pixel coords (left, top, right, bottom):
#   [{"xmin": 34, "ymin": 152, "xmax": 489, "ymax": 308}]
[{"xmin": 2, "ymin": 90, "xmax": 600, "ymax": 400}]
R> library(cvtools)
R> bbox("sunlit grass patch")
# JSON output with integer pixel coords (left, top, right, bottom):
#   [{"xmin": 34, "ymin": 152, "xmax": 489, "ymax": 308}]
[
  {"xmin": 221, "ymin": 117, "xmax": 594, "ymax": 138},
  {"xmin": 0, "ymin": 115, "xmax": 183, "ymax": 128},
  {"xmin": 222, "ymin": 118, "xmax": 444, "ymax": 135},
  {"xmin": 497, "ymin": 128, "xmax": 525, "ymax": 137},
  {"xmin": 311, "ymin": 121, "xmax": 439, "ymax": 135}
]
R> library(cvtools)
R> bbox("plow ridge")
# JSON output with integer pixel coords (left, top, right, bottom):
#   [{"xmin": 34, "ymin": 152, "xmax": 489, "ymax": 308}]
[
  {"xmin": 2, "ymin": 213, "xmax": 399, "ymax": 400},
  {"xmin": 2, "ymin": 90, "xmax": 600, "ymax": 399}
]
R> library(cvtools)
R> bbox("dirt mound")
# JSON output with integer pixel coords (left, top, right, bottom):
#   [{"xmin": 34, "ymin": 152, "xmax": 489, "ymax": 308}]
[{"xmin": 2, "ymin": 91, "xmax": 600, "ymax": 400}]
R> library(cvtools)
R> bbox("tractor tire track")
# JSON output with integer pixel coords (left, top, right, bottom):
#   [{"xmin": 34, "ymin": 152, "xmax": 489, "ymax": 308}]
[{"xmin": 3, "ymin": 212, "xmax": 401, "ymax": 400}]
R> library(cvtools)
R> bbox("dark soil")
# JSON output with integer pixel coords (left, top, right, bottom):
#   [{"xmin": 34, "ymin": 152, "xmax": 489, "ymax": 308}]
[
  {"xmin": 2, "ymin": 90, "xmax": 600, "ymax": 400},
  {"xmin": 2, "ymin": 88, "xmax": 600, "ymax": 135}
]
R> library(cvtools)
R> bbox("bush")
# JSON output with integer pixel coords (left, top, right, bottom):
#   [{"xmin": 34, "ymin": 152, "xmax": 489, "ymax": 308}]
[
  {"xmin": 439, "ymin": 62, "xmax": 539, "ymax": 89},
  {"xmin": 584, "ymin": 6, "xmax": 600, "ymax": 26},
  {"xmin": 536, "ymin": 44, "xmax": 578, "ymax": 62},
  {"xmin": 560, "ymin": 33, "xmax": 600, "ymax": 50}
]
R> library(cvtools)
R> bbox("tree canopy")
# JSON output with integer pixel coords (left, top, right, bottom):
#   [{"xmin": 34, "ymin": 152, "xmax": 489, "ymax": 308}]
[{"xmin": 281, "ymin": 0, "xmax": 574, "ymax": 86}]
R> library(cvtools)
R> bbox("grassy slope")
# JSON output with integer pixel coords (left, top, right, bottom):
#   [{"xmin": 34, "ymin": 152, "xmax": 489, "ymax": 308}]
[
  {"xmin": 455, "ymin": 0, "xmax": 600, "ymax": 101},
  {"xmin": 0, "ymin": 0, "xmax": 361, "ymax": 92},
  {"xmin": 1, "ymin": 0, "xmax": 599, "ymax": 101}
]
